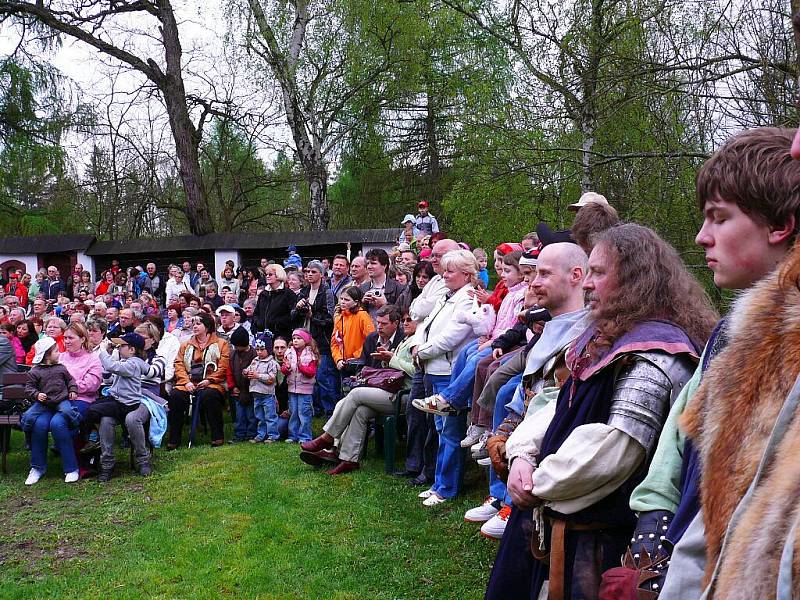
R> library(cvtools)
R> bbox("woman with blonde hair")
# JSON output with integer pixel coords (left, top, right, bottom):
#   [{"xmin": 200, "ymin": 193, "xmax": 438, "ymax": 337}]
[
  {"xmin": 411, "ymin": 249, "xmax": 480, "ymax": 506},
  {"xmin": 253, "ymin": 263, "xmax": 295, "ymax": 340}
]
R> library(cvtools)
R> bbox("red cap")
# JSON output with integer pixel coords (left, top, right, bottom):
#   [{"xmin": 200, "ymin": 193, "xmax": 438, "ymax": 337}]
[
  {"xmin": 418, "ymin": 200, "xmax": 429, "ymax": 208},
  {"xmin": 495, "ymin": 242, "xmax": 524, "ymax": 256}
]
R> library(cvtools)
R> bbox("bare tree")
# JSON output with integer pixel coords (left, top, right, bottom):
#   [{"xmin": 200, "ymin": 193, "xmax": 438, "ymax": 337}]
[
  {"xmin": 238, "ymin": 0, "xmax": 398, "ymax": 230},
  {"xmin": 0, "ymin": 0, "xmax": 221, "ymax": 235}
]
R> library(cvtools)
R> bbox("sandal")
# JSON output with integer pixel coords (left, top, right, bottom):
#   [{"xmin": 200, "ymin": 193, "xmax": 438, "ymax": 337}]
[
  {"xmin": 422, "ymin": 493, "xmax": 447, "ymax": 507},
  {"xmin": 412, "ymin": 394, "xmax": 458, "ymax": 416}
]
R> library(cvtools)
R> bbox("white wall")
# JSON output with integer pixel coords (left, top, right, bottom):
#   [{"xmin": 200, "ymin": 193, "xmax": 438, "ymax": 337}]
[
  {"xmin": 76, "ymin": 252, "xmax": 96, "ymax": 278},
  {"xmin": 213, "ymin": 249, "xmax": 241, "ymax": 276},
  {"xmin": 0, "ymin": 254, "xmax": 39, "ymax": 275}
]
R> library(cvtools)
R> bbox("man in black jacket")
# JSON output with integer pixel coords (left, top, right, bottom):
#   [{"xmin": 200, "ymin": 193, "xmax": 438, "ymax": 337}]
[
  {"xmin": 291, "ymin": 260, "xmax": 337, "ymax": 415},
  {"xmin": 359, "ymin": 306, "xmax": 404, "ymax": 369}
]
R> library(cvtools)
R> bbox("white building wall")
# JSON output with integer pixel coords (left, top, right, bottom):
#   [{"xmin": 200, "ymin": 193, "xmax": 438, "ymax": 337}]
[
  {"xmin": 0, "ymin": 254, "xmax": 39, "ymax": 275},
  {"xmin": 213, "ymin": 249, "xmax": 241, "ymax": 276},
  {"xmin": 76, "ymin": 252, "xmax": 96, "ymax": 278}
]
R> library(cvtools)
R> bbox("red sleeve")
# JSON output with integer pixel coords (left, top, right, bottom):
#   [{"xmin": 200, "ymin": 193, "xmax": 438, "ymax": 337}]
[
  {"xmin": 280, "ymin": 364, "xmax": 291, "ymax": 375},
  {"xmin": 298, "ymin": 360, "xmax": 317, "ymax": 378},
  {"xmin": 226, "ymin": 364, "xmax": 236, "ymax": 389}
]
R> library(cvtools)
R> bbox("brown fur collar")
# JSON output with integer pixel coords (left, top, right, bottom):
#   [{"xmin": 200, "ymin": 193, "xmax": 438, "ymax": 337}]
[{"xmin": 681, "ymin": 250, "xmax": 800, "ymax": 598}]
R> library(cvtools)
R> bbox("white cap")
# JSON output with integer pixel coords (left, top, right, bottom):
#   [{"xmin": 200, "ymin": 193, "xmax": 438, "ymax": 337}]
[
  {"xmin": 32, "ymin": 336, "xmax": 57, "ymax": 365},
  {"xmin": 569, "ymin": 191, "xmax": 610, "ymax": 211},
  {"xmin": 401, "ymin": 214, "xmax": 415, "ymax": 224},
  {"xmin": 216, "ymin": 304, "xmax": 236, "ymax": 316}
]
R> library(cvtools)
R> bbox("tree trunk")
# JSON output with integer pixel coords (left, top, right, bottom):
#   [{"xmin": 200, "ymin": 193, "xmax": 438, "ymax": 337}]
[
  {"xmin": 158, "ymin": 0, "xmax": 214, "ymax": 236},
  {"xmin": 307, "ymin": 162, "xmax": 329, "ymax": 231},
  {"xmin": 793, "ymin": 0, "xmax": 800, "ymax": 123},
  {"xmin": 425, "ymin": 90, "xmax": 442, "ymax": 203}
]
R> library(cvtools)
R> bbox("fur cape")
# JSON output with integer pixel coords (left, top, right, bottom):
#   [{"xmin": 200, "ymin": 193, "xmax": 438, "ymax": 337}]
[{"xmin": 681, "ymin": 249, "xmax": 800, "ymax": 599}]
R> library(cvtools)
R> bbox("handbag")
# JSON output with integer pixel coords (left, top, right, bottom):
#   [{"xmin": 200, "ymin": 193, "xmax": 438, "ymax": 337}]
[
  {"xmin": 189, "ymin": 362, "xmax": 205, "ymax": 383},
  {"xmin": 353, "ymin": 366, "xmax": 406, "ymax": 393}
]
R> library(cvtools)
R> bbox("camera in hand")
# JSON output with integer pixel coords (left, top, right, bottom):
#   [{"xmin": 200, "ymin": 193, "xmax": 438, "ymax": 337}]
[{"xmin": 523, "ymin": 306, "xmax": 552, "ymax": 326}]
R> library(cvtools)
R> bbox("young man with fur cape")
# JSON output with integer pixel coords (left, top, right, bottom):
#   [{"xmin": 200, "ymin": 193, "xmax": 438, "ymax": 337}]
[{"xmin": 613, "ymin": 127, "xmax": 800, "ymax": 599}]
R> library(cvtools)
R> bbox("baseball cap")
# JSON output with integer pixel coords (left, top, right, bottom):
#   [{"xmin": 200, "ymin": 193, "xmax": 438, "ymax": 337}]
[
  {"xmin": 418, "ymin": 200, "xmax": 429, "ymax": 209},
  {"xmin": 216, "ymin": 304, "xmax": 236, "ymax": 316},
  {"xmin": 111, "ymin": 332, "xmax": 145, "ymax": 350},
  {"xmin": 32, "ymin": 336, "xmax": 57, "ymax": 365},
  {"xmin": 568, "ymin": 191, "xmax": 609, "ymax": 212},
  {"xmin": 287, "ymin": 245, "xmax": 298, "ymax": 253},
  {"xmin": 401, "ymin": 214, "xmax": 415, "ymax": 224}
]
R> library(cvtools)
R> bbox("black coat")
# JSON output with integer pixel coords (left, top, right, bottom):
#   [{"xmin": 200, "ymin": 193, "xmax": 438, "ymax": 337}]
[
  {"xmin": 253, "ymin": 286, "xmax": 296, "ymax": 340},
  {"xmin": 291, "ymin": 284, "xmax": 334, "ymax": 356},
  {"xmin": 360, "ymin": 328, "xmax": 405, "ymax": 369}
]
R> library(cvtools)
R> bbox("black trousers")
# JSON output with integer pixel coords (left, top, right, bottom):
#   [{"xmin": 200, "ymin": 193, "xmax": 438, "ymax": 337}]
[
  {"xmin": 168, "ymin": 388, "xmax": 225, "ymax": 446},
  {"xmin": 84, "ymin": 397, "xmax": 139, "ymax": 429}
]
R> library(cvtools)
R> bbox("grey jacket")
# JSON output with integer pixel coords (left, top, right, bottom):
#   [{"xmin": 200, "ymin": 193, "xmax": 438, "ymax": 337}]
[{"xmin": 99, "ymin": 351, "xmax": 149, "ymax": 406}]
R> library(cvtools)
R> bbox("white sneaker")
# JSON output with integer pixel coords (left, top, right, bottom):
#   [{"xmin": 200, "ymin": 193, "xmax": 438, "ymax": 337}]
[
  {"xmin": 477, "ymin": 456, "xmax": 492, "ymax": 467},
  {"xmin": 464, "ymin": 496, "xmax": 501, "ymax": 523},
  {"xmin": 470, "ymin": 430, "xmax": 491, "ymax": 452},
  {"xmin": 64, "ymin": 471, "xmax": 80, "ymax": 483},
  {"xmin": 25, "ymin": 468, "xmax": 44, "ymax": 486},
  {"xmin": 418, "ymin": 487, "xmax": 435, "ymax": 499},
  {"xmin": 480, "ymin": 505, "xmax": 511, "ymax": 539},
  {"xmin": 460, "ymin": 425, "xmax": 488, "ymax": 448}
]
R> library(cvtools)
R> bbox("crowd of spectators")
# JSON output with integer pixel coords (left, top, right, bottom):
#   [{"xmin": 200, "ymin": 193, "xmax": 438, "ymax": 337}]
[{"xmin": 7, "ymin": 127, "xmax": 800, "ymax": 600}]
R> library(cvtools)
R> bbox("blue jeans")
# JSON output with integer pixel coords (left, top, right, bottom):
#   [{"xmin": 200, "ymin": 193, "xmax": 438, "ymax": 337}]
[
  {"xmin": 440, "ymin": 342, "xmax": 492, "ymax": 410},
  {"xmin": 233, "ymin": 398, "xmax": 257, "ymax": 440},
  {"xmin": 488, "ymin": 374, "xmax": 522, "ymax": 505},
  {"xmin": 252, "ymin": 393, "xmax": 279, "ymax": 441},
  {"xmin": 21, "ymin": 399, "xmax": 80, "ymax": 433},
  {"xmin": 312, "ymin": 353, "xmax": 341, "ymax": 415},
  {"xmin": 426, "ymin": 374, "xmax": 467, "ymax": 499},
  {"xmin": 288, "ymin": 393, "xmax": 313, "ymax": 442},
  {"xmin": 29, "ymin": 400, "xmax": 89, "ymax": 474}
]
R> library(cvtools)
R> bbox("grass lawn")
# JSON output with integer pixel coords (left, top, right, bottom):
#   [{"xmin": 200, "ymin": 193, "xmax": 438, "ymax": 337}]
[{"xmin": 0, "ymin": 423, "xmax": 498, "ymax": 599}]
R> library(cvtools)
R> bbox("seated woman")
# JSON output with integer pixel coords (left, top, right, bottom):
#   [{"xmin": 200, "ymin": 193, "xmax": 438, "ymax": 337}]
[
  {"xmin": 331, "ymin": 287, "xmax": 375, "ymax": 374},
  {"xmin": 26, "ymin": 322, "xmax": 102, "ymax": 484},
  {"xmin": 299, "ymin": 312, "xmax": 417, "ymax": 475},
  {"xmin": 167, "ymin": 311, "xmax": 230, "ymax": 448},
  {"xmin": 25, "ymin": 316, "xmax": 67, "ymax": 365}
]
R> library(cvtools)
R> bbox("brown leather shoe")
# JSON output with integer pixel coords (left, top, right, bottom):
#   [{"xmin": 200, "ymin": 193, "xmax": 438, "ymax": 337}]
[
  {"xmin": 299, "ymin": 448, "xmax": 339, "ymax": 467},
  {"xmin": 300, "ymin": 433, "xmax": 334, "ymax": 453},
  {"xmin": 325, "ymin": 460, "xmax": 360, "ymax": 475}
]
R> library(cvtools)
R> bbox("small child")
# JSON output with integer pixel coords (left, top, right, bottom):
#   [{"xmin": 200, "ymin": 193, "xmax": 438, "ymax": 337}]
[
  {"xmin": 21, "ymin": 336, "xmax": 79, "ymax": 437},
  {"xmin": 228, "ymin": 327, "xmax": 257, "ymax": 442},
  {"xmin": 473, "ymin": 248, "xmax": 489, "ymax": 288},
  {"xmin": 280, "ymin": 329, "xmax": 318, "ymax": 443},
  {"xmin": 246, "ymin": 336, "xmax": 280, "ymax": 443},
  {"xmin": 85, "ymin": 332, "xmax": 150, "ymax": 481}
]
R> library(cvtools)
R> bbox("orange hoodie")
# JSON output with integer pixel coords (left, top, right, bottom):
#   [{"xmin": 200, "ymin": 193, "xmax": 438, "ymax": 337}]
[{"xmin": 330, "ymin": 309, "xmax": 375, "ymax": 365}]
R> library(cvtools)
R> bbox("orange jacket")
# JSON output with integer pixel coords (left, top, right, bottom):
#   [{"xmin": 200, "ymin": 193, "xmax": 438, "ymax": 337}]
[{"xmin": 330, "ymin": 309, "xmax": 375, "ymax": 365}]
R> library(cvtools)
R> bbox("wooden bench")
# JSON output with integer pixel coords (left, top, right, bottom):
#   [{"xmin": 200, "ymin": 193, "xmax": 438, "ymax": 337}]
[{"xmin": 0, "ymin": 372, "xmax": 29, "ymax": 474}]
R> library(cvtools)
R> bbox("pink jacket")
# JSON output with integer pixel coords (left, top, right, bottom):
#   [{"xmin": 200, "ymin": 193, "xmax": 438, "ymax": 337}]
[
  {"xmin": 59, "ymin": 349, "xmax": 103, "ymax": 404},
  {"xmin": 489, "ymin": 281, "xmax": 527, "ymax": 340},
  {"xmin": 281, "ymin": 347, "xmax": 318, "ymax": 395}
]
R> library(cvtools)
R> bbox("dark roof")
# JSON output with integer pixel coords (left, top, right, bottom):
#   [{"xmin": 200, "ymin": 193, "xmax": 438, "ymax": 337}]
[
  {"xmin": 85, "ymin": 229, "xmax": 397, "ymax": 256},
  {"xmin": 0, "ymin": 234, "xmax": 95, "ymax": 254}
]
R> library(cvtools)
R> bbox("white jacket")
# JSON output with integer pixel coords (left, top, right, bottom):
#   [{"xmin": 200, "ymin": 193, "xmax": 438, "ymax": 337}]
[
  {"xmin": 409, "ymin": 274, "xmax": 446, "ymax": 322},
  {"xmin": 413, "ymin": 284, "xmax": 478, "ymax": 376}
]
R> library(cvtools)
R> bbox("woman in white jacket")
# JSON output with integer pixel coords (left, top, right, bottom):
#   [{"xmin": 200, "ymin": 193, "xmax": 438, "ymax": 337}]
[{"xmin": 411, "ymin": 249, "xmax": 479, "ymax": 506}]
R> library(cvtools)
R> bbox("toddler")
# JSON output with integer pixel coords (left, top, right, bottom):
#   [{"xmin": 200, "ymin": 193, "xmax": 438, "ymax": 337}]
[
  {"xmin": 21, "ymin": 337, "xmax": 79, "ymax": 436},
  {"xmin": 246, "ymin": 336, "xmax": 280, "ymax": 443},
  {"xmin": 280, "ymin": 329, "xmax": 318, "ymax": 443}
]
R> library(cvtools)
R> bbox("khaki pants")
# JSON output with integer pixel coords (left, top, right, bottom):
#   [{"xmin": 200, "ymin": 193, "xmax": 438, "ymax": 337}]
[{"xmin": 323, "ymin": 386, "xmax": 395, "ymax": 462}]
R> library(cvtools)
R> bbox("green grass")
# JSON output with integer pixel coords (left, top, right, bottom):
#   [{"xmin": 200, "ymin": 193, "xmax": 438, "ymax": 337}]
[{"xmin": 0, "ymin": 424, "xmax": 497, "ymax": 599}]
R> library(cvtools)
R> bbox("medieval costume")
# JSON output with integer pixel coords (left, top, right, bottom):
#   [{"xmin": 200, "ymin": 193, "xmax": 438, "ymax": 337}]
[
  {"xmin": 486, "ymin": 319, "xmax": 697, "ymax": 600},
  {"xmin": 681, "ymin": 255, "xmax": 800, "ymax": 600}
]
